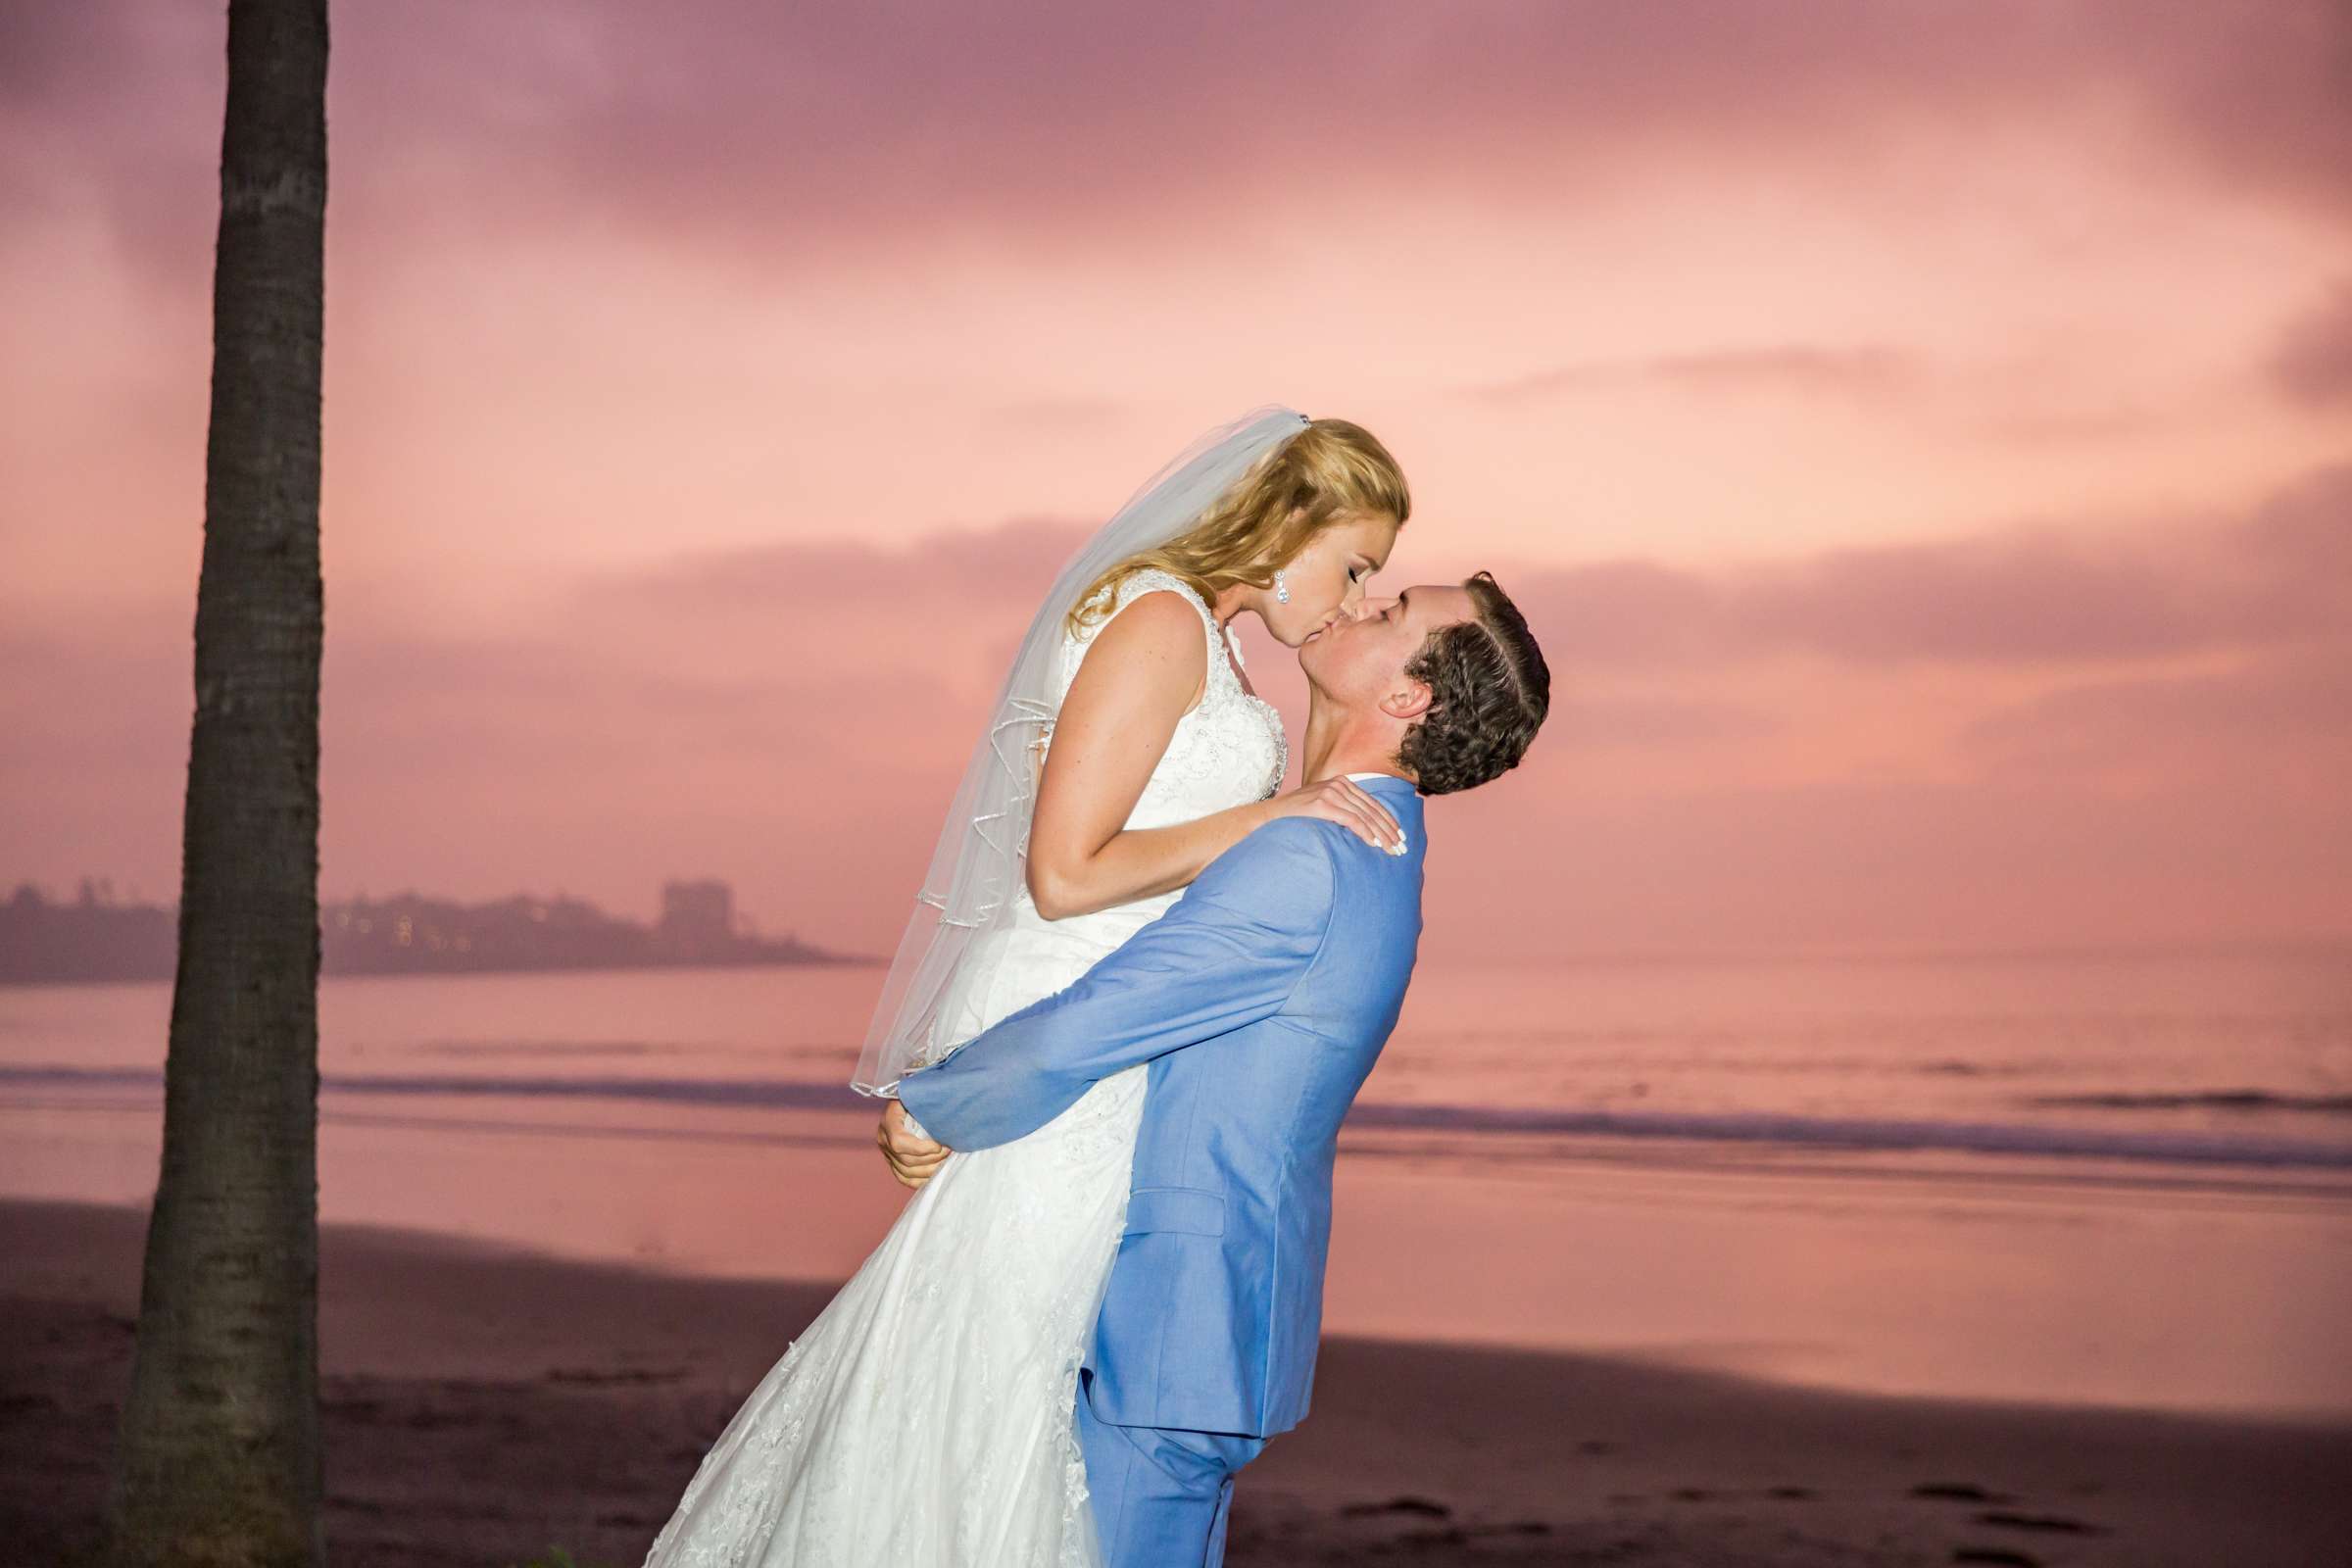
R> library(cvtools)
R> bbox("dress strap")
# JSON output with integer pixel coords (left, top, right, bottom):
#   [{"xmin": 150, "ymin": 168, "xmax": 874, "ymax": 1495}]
[
  {"xmin": 1077, "ymin": 567, "xmax": 1247, "ymax": 708},
  {"xmin": 1220, "ymin": 619, "xmax": 1248, "ymax": 670},
  {"xmin": 1107, "ymin": 566, "xmax": 1212, "ymax": 622}
]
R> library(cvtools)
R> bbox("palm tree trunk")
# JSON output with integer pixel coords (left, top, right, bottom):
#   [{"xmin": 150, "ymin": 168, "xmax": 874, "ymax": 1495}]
[{"xmin": 103, "ymin": 3, "xmax": 329, "ymax": 1566}]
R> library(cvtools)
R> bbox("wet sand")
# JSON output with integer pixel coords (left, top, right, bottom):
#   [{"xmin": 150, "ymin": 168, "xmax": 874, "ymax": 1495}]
[{"xmin": 5, "ymin": 1197, "xmax": 2347, "ymax": 1567}]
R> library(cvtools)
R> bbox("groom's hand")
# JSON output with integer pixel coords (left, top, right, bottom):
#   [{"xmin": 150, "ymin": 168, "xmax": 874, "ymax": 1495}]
[{"xmin": 877, "ymin": 1100, "xmax": 950, "ymax": 1189}]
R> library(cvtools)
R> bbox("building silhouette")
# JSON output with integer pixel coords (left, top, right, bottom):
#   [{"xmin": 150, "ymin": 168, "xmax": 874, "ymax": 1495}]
[{"xmin": 1, "ymin": 878, "xmax": 861, "ymax": 984}]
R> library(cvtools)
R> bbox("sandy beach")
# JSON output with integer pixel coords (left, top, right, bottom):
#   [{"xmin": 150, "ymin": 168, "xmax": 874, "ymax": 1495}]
[{"xmin": 5, "ymin": 1197, "xmax": 2346, "ymax": 1568}]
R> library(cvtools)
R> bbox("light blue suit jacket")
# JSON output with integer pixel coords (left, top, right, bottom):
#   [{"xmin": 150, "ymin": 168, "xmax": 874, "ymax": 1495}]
[{"xmin": 897, "ymin": 772, "xmax": 1426, "ymax": 1438}]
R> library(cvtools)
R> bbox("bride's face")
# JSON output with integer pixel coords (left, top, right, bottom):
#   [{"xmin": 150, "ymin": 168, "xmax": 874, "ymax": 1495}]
[{"xmin": 1259, "ymin": 513, "xmax": 1400, "ymax": 648}]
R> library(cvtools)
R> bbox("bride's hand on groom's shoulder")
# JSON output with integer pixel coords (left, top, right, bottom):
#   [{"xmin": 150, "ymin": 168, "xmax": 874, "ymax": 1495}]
[
  {"xmin": 1264, "ymin": 777, "xmax": 1405, "ymax": 855},
  {"xmin": 877, "ymin": 1100, "xmax": 950, "ymax": 1190}
]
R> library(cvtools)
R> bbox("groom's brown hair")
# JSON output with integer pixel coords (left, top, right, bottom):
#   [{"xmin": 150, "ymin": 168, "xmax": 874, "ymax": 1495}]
[{"xmin": 1396, "ymin": 571, "xmax": 1549, "ymax": 795}]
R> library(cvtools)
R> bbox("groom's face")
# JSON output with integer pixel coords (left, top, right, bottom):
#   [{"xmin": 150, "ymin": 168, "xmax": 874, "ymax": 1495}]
[{"xmin": 1297, "ymin": 582, "xmax": 1476, "ymax": 711}]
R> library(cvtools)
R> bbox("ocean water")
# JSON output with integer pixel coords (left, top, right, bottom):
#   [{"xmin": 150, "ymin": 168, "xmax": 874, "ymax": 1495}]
[
  {"xmin": 8, "ymin": 946, "xmax": 2346, "ymax": 1167},
  {"xmin": 5, "ymin": 947, "xmax": 2349, "ymax": 1415}
]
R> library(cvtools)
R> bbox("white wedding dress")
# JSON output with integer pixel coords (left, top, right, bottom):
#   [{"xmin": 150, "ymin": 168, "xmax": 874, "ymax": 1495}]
[{"xmin": 642, "ymin": 570, "xmax": 1289, "ymax": 1568}]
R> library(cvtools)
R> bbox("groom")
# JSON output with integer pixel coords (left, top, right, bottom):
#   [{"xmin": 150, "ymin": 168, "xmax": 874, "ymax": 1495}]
[{"xmin": 883, "ymin": 570, "xmax": 1549, "ymax": 1567}]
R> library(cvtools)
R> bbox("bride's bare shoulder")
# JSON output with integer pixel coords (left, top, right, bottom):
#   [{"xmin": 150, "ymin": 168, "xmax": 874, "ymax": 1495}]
[{"xmin": 1068, "ymin": 586, "xmax": 1208, "ymax": 697}]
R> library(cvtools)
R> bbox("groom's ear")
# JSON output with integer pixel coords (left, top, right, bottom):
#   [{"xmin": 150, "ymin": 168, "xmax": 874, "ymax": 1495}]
[{"xmin": 1379, "ymin": 674, "xmax": 1434, "ymax": 723}]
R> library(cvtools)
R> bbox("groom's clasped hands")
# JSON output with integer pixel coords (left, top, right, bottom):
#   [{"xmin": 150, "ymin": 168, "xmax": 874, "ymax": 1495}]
[{"xmin": 872, "ymin": 767, "xmax": 1404, "ymax": 1193}]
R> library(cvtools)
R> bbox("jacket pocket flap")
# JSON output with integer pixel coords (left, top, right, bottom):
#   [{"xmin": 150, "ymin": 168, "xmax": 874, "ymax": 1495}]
[{"xmin": 1124, "ymin": 1186, "xmax": 1225, "ymax": 1237}]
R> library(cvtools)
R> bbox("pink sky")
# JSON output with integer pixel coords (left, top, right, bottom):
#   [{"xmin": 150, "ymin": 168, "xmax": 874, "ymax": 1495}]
[{"xmin": 2, "ymin": 0, "xmax": 2347, "ymax": 958}]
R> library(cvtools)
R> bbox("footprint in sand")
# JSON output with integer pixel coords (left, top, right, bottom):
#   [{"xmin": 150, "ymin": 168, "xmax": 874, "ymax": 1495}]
[
  {"xmin": 545, "ymin": 1365, "xmax": 686, "ymax": 1386},
  {"xmin": 1977, "ymin": 1509, "xmax": 2108, "ymax": 1537},
  {"xmin": 1338, "ymin": 1496, "xmax": 1451, "ymax": 1520},
  {"xmin": 1911, "ymin": 1481, "xmax": 2015, "ymax": 1504},
  {"xmin": 1397, "ymin": 1526, "xmax": 1470, "ymax": 1548}
]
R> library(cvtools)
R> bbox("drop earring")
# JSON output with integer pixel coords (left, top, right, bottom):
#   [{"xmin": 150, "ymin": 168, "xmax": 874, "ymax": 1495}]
[{"xmin": 1273, "ymin": 570, "xmax": 1291, "ymax": 605}]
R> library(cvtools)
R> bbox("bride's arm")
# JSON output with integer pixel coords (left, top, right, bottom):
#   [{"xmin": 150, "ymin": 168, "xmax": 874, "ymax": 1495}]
[{"xmin": 1024, "ymin": 591, "xmax": 1397, "ymax": 920}]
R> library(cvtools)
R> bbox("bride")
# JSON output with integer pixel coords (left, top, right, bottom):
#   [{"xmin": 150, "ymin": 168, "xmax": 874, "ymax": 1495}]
[{"xmin": 639, "ymin": 407, "xmax": 1411, "ymax": 1566}]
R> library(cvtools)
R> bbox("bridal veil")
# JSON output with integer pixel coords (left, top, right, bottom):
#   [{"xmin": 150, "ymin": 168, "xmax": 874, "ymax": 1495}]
[{"xmin": 852, "ymin": 405, "xmax": 1310, "ymax": 1094}]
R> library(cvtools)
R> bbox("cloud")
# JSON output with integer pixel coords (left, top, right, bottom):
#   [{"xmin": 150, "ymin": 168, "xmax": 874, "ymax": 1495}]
[
  {"xmin": 1554, "ymin": 694, "xmax": 1782, "ymax": 749},
  {"xmin": 1466, "ymin": 345, "xmax": 2211, "ymax": 453},
  {"xmin": 2116, "ymin": 0, "xmax": 2352, "ymax": 220},
  {"xmin": 1490, "ymin": 464, "xmax": 2352, "ymax": 671},
  {"xmin": 1470, "ymin": 346, "xmax": 1921, "ymax": 408},
  {"xmin": 9, "ymin": 1, "xmax": 2349, "ymax": 957},
  {"xmin": 1960, "ymin": 645, "xmax": 2352, "ymax": 784},
  {"xmin": 2272, "ymin": 279, "xmax": 2352, "ymax": 406},
  {"xmin": 322, "ymin": 0, "xmax": 2352, "ymax": 242},
  {"xmin": 9, "ymin": 0, "xmax": 2348, "ymax": 314},
  {"xmin": 1478, "ymin": 766, "xmax": 2352, "ymax": 956},
  {"xmin": 0, "ymin": 6, "xmax": 220, "ymax": 292},
  {"xmin": 8, "ymin": 466, "xmax": 2348, "ymax": 954},
  {"xmin": 2235, "ymin": 463, "xmax": 2352, "ymax": 624},
  {"xmin": 585, "ymin": 516, "xmax": 1083, "ymax": 618},
  {"xmin": 560, "ymin": 516, "xmax": 1093, "ymax": 704}
]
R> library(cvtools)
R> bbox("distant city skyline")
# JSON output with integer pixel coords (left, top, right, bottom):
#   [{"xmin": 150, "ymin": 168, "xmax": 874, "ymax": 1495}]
[
  {"xmin": 7, "ymin": 872, "xmax": 794, "ymax": 929},
  {"xmin": 1, "ymin": 876, "xmax": 865, "ymax": 984}
]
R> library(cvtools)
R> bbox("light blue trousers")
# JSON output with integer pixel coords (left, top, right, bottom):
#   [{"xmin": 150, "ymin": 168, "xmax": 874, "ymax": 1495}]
[{"xmin": 1074, "ymin": 1372, "xmax": 1270, "ymax": 1568}]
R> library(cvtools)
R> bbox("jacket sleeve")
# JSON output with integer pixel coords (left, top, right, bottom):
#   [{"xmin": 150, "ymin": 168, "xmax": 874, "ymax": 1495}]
[{"xmin": 896, "ymin": 817, "xmax": 1340, "ymax": 1152}]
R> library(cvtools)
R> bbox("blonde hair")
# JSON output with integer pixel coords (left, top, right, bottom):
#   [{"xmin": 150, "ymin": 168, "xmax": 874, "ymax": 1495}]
[{"xmin": 1065, "ymin": 417, "xmax": 1410, "ymax": 636}]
